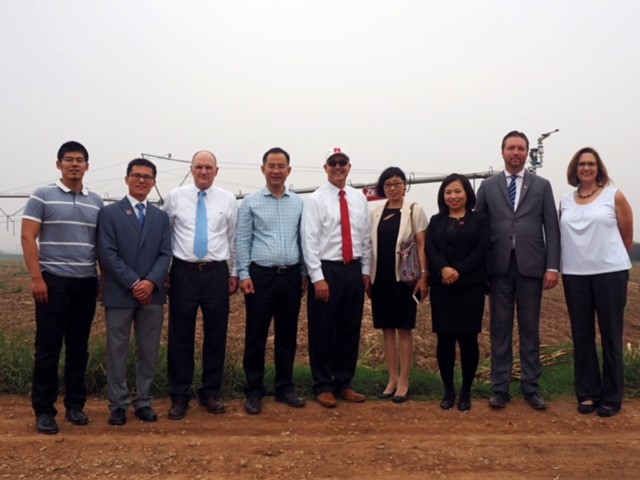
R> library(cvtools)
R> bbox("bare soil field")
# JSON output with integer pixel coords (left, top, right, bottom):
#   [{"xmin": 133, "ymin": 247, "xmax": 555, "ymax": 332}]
[{"xmin": 1, "ymin": 259, "xmax": 640, "ymax": 479}]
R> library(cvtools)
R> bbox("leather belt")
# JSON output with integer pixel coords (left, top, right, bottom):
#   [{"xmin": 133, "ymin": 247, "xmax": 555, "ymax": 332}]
[
  {"xmin": 252, "ymin": 263, "xmax": 300, "ymax": 274},
  {"xmin": 172, "ymin": 257, "xmax": 225, "ymax": 272},
  {"xmin": 321, "ymin": 259, "xmax": 361, "ymax": 266}
]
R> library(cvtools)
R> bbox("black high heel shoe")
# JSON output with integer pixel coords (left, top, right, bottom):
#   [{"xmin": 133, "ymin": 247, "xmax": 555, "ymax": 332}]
[
  {"xmin": 440, "ymin": 391, "xmax": 456, "ymax": 410},
  {"xmin": 392, "ymin": 391, "xmax": 410, "ymax": 404},
  {"xmin": 378, "ymin": 389, "xmax": 396, "ymax": 400}
]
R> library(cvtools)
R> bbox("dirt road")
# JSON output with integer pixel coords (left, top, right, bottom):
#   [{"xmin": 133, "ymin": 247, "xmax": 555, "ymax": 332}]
[{"xmin": 2, "ymin": 395, "xmax": 639, "ymax": 479}]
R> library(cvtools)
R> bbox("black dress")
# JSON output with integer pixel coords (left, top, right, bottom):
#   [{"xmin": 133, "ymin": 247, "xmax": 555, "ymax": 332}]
[
  {"xmin": 427, "ymin": 213, "xmax": 489, "ymax": 335},
  {"xmin": 371, "ymin": 207, "xmax": 417, "ymax": 330}
]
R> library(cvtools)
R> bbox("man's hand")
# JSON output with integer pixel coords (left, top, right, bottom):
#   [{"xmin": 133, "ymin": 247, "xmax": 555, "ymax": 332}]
[
  {"xmin": 31, "ymin": 277, "xmax": 48, "ymax": 303},
  {"xmin": 229, "ymin": 276, "xmax": 239, "ymax": 295},
  {"xmin": 239, "ymin": 278, "xmax": 255, "ymax": 295},
  {"xmin": 543, "ymin": 270, "xmax": 558, "ymax": 290},
  {"xmin": 313, "ymin": 280, "xmax": 330, "ymax": 303},
  {"xmin": 133, "ymin": 279, "xmax": 155, "ymax": 305},
  {"xmin": 363, "ymin": 274, "xmax": 372, "ymax": 298}
]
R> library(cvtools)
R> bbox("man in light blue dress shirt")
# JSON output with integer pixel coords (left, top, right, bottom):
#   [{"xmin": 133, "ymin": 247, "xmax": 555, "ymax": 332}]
[{"xmin": 236, "ymin": 147, "xmax": 307, "ymax": 415}]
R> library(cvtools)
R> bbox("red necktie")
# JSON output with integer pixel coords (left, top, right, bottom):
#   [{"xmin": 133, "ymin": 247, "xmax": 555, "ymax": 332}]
[{"xmin": 339, "ymin": 190, "xmax": 353, "ymax": 263}]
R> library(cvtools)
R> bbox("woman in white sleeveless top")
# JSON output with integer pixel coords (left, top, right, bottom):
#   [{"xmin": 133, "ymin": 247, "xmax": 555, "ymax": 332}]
[{"xmin": 560, "ymin": 147, "xmax": 633, "ymax": 418}]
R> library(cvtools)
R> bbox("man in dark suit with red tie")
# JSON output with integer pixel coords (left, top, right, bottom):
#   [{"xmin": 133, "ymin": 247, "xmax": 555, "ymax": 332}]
[
  {"xmin": 301, "ymin": 147, "xmax": 373, "ymax": 408},
  {"xmin": 97, "ymin": 158, "xmax": 172, "ymax": 425}
]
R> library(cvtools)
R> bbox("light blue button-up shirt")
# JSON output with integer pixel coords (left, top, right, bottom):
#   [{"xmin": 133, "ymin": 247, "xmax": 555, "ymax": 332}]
[{"xmin": 235, "ymin": 187, "xmax": 306, "ymax": 281}]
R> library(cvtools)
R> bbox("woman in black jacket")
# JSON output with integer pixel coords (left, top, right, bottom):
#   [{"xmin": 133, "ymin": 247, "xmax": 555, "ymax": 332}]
[{"xmin": 427, "ymin": 173, "xmax": 490, "ymax": 411}]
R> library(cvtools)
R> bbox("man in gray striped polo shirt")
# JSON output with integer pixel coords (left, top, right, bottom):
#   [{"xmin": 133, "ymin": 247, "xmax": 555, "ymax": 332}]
[{"xmin": 21, "ymin": 141, "xmax": 103, "ymax": 434}]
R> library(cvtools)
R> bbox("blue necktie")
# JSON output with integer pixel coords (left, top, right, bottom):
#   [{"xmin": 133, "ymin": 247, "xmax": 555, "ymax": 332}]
[
  {"xmin": 135, "ymin": 203, "xmax": 145, "ymax": 228},
  {"xmin": 508, "ymin": 175, "xmax": 517, "ymax": 209},
  {"xmin": 194, "ymin": 190, "xmax": 208, "ymax": 259}
]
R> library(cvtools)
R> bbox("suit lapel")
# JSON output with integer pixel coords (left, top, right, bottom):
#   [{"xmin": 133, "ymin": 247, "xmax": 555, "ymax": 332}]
[
  {"xmin": 519, "ymin": 171, "xmax": 532, "ymax": 207},
  {"xmin": 119, "ymin": 197, "xmax": 140, "ymax": 230}
]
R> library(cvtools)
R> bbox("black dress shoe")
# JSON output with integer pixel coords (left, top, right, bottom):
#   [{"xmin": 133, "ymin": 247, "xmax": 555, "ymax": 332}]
[
  {"xmin": 36, "ymin": 413, "xmax": 59, "ymax": 434},
  {"xmin": 200, "ymin": 394, "xmax": 225, "ymax": 414},
  {"xmin": 524, "ymin": 392, "xmax": 547, "ymax": 410},
  {"xmin": 108, "ymin": 408, "xmax": 127, "ymax": 426},
  {"xmin": 168, "ymin": 400, "xmax": 189, "ymax": 420},
  {"xmin": 66, "ymin": 408, "xmax": 89, "ymax": 425},
  {"xmin": 276, "ymin": 391, "xmax": 306, "ymax": 408},
  {"xmin": 244, "ymin": 397, "xmax": 262, "ymax": 415},
  {"xmin": 134, "ymin": 406, "xmax": 158, "ymax": 422},
  {"xmin": 596, "ymin": 403, "xmax": 620, "ymax": 418},
  {"xmin": 440, "ymin": 392, "xmax": 456, "ymax": 410},
  {"xmin": 488, "ymin": 393, "xmax": 510, "ymax": 409},
  {"xmin": 577, "ymin": 402, "xmax": 597, "ymax": 414}
]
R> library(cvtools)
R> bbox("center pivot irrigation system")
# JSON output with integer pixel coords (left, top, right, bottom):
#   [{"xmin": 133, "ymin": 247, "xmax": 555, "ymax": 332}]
[
  {"xmin": 141, "ymin": 129, "xmax": 559, "ymax": 204},
  {"xmin": 0, "ymin": 130, "xmax": 559, "ymax": 236}
]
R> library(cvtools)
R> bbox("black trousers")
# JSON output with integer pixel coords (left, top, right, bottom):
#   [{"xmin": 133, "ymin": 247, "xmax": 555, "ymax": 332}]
[
  {"xmin": 307, "ymin": 261, "xmax": 364, "ymax": 395},
  {"xmin": 168, "ymin": 261, "xmax": 229, "ymax": 402},
  {"xmin": 31, "ymin": 272, "xmax": 97, "ymax": 416},
  {"xmin": 563, "ymin": 270, "xmax": 628, "ymax": 407},
  {"xmin": 243, "ymin": 263, "xmax": 302, "ymax": 398}
]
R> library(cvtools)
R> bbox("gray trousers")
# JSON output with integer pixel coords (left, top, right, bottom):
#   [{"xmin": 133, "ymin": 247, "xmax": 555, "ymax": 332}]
[
  {"xmin": 489, "ymin": 253, "xmax": 543, "ymax": 396},
  {"xmin": 106, "ymin": 305, "xmax": 164, "ymax": 412}
]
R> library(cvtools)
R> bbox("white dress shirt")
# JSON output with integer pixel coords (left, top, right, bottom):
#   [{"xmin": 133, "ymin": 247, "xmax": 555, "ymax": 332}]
[
  {"xmin": 301, "ymin": 182, "xmax": 372, "ymax": 283},
  {"xmin": 163, "ymin": 183, "xmax": 238, "ymax": 275}
]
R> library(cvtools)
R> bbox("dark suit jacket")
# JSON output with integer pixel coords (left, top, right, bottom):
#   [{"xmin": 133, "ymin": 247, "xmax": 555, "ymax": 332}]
[
  {"xmin": 97, "ymin": 197, "xmax": 172, "ymax": 308},
  {"xmin": 426, "ymin": 211, "xmax": 490, "ymax": 286},
  {"xmin": 475, "ymin": 170, "xmax": 560, "ymax": 278}
]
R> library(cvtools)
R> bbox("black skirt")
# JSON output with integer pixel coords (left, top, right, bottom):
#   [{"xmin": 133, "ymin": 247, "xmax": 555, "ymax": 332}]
[{"xmin": 429, "ymin": 282, "xmax": 485, "ymax": 335}]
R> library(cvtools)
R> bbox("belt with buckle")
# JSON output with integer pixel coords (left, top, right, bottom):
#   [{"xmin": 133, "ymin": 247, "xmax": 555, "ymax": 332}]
[
  {"xmin": 172, "ymin": 257, "xmax": 225, "ymax": 272},
  {"xmin": 252, "ymin": 263, "xmax": 300, "ymax": 274}
]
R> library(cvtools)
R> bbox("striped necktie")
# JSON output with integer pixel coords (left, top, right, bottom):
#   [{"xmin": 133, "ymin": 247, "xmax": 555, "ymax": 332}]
[
  {"xmin": 508, "ymin": 175, "xmax": 517, "ymax": 209},
  {"xmin": 135, "ymin": 203, "xmax": 145, "ymax": 228}
]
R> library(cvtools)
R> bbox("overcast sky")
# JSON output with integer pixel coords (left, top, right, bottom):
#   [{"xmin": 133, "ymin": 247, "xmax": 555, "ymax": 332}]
[{"xmin": 1, "ymin": 0, "xmax": 639, "ymax": 253}]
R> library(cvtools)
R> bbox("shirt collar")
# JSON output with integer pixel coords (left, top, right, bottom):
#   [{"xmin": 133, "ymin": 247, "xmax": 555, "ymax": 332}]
[
  {"xmin": 56, "ymin": 179, "xmax": 89, "ymax": 196},
  {"xmin": 260, "ymin": 186, "xmax": 290, "ymax": 198},
  {"xmin": 504, "ymin": 168, "xmax": 525, "ymax": 179},
  {"xmin": 127, "ymin": 194, "xmax": 147, "ymax": 208}
]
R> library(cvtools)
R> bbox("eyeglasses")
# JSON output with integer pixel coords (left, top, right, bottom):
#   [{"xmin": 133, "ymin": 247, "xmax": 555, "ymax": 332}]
[
  {"xmin": 326, "ymin": 159, "xmax": 349, "ymax": 167},
  {"xmin": 61, "ymin": 156, "xmax": 86, "ymax": 164},
  {"xmin": 577, "ymin": 162, "xmax": 597, "ymax": 168},
  {"xmin": 384, "ymin": 181, "xmax": 404, "ymax": 189},
  {"xmin": 129, "ymin": 173, "xmax": 155, "ymax": 181}
]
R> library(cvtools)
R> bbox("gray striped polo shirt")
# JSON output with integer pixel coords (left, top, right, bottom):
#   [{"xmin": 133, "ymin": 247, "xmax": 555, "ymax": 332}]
[{"xmin": 23, "ymin": 180, "xmax": 103, "ymax": 278}]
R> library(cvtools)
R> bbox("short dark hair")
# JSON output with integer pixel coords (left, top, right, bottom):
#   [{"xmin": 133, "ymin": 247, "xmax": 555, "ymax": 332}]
[
  {"xmin": 375, "ymin": 167, "xmax": 407, "ymax": 197},
  {"xmin": 501, "ymin": 130, "xmax": 529, "ymax": 151},
  {"xmin": 126, "ymin": 158, "xmax": 157, "ymax": 178},
  {"xmin": 262, "ymin": 147, "xmax": 290, "ymax": 165},
  {"xmin": 57, "ymin": 141, "xmax": 89, "ymax": 162},
  {"xmin": 437, "ymin": 173, "xmax": 476, "ymax": 215},
  {"xmin": 566, "ymin": 146, "xmax": 610, "ymax": 187}
]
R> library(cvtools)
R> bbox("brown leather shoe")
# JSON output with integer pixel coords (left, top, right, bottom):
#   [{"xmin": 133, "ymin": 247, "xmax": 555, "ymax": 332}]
[
  {"xmin": 200, "ymin": 394, "xmax": 225, "ymax": 414},
  {"xmin": 168, "ymin": 400, "xmax": 189, "ymax": 420},
  {"xmin": 316, "ymin": 392, "xmax": 337, "ymax": 408},
  {"xmin": 336, "ymin": 388, "xmax": 366, "ymax": 403}
]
